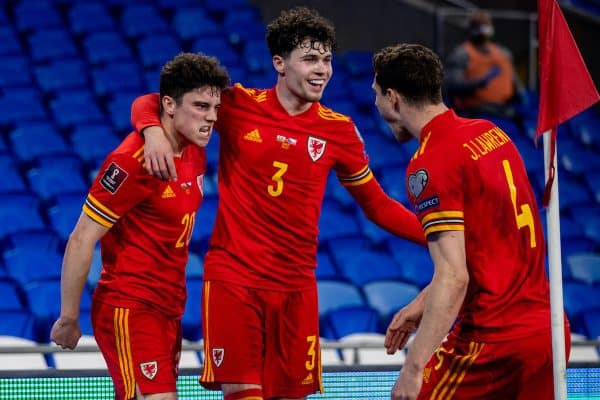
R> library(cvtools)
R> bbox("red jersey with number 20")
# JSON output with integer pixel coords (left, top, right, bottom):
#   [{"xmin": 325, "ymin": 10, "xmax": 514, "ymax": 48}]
[
  {"xmin": 83, "ymin": 132, "xmax": 205, "ymax": 318},
  {"xmin": 406, "ymin": 109, "xmax": 551, "ymax": 342},
  {"xmin": 205, "ymin": 84, "xmax": 372, "ymax": 290}
]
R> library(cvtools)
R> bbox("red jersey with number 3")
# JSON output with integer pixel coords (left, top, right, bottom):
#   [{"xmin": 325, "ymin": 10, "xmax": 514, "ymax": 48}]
[
  {"xmin": 406, "ymin": 109, "xmax": 551, "ymax": 341},
  {"xmin": 204, "ymin": 84, "xmax": 373, "ymax": 290},
  {"xmin": 83, "ymin": 132, "xmax": 206, "ymax": 317}
]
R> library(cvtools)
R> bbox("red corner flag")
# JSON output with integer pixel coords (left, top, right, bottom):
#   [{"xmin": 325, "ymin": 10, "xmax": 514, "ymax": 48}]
[{"xmin": 536, "ymin": 0, "xmax": 599, "ymax": 206}]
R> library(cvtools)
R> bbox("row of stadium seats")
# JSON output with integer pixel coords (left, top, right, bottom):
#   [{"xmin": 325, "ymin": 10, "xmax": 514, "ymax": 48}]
[{"xmin": 0, "ymin": 0, "xmax": 599, "ymax": 357}]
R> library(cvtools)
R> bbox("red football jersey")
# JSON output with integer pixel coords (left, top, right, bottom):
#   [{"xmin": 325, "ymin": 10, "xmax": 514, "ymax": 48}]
[
  {"xmin": 84, "ymin": 132, "xmax": 206, "ymax": 317},
  {"xmin": 204, "ymin": 84, "xmax": 372, "ymax": 290},
  {"xmin": 406, "ymin": 109, "xmax": 551, "ymax": 341}
]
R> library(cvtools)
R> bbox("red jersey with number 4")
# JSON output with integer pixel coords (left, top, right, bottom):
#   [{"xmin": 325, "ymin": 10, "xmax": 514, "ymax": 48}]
[
  {"xmin": 83, "ymin": 132, "xmax": 206, "ymax": 317},
  {"xmin": 406, "ymin": 109, "xmax": 551, "ymax": 341},
  {"xmin": 204, "ymin": 84, "xmax": 372, "ymax": 290}
]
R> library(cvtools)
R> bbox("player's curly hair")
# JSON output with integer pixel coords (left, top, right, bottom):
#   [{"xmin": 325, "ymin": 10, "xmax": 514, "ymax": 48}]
[
  {"xmin": 160, "ymin": 52, "xmax": 230, "ymax": 103},
  {"xmin": 266, "ymin": 7, "xmax": 336, "ymax": 57},
  {"xmin": 373, "ymin": 44, "xmax": 443, "ymax": 107}
]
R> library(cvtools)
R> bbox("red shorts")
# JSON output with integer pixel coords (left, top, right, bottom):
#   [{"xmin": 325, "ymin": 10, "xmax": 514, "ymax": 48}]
[
  {"xmin": 418, "ymin": 327, "xmax": 571, "ymax": 400},
  {"xmin": 91, "ymin": 300, "xmax": 182, "ymax": 400},
  {"xmin": 200, "ymin": 280, "xmax": 322, "ymax": 399}
]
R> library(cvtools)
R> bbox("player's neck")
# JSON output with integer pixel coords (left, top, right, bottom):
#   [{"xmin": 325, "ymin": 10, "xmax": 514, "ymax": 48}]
[
  {"xmin": 274, "ymin": 82, "xmax": 313, "ymax": 116},
  {"xmin": 411, "ymin": 103, "xmax": 449, "ymax": 140},
  {"xmin": 160, "ymin": 118, "xmax": 184, "ymax": 156}
]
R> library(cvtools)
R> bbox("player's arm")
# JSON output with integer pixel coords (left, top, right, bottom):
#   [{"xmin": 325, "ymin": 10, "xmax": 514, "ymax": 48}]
[
  {"xmin": 398, "ymin": 230, "xmax": 469, "ymax": 384},
  {"xmin": 130, "ymin": 93, "xmax": 176, "ymax": 181},
  {"xmin": 51, "ymin": 213, "xmax": 109, "ymax": 349},
  {"xmin": 346, "ymin": 177, "xmax": 426, "ymax": 246}
]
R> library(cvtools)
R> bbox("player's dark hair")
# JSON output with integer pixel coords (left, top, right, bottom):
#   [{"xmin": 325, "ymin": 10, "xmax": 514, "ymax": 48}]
[
  {"xmin": 373, "ymin": 43, "xmax": 443, "ymax": 107},
  {"xmin": 266, "ymin": 7, "xmax": 336, "ymax": 58},
  {"xmin": 160, "ymin": 52, "xmax": 230, "ymax": 103}
]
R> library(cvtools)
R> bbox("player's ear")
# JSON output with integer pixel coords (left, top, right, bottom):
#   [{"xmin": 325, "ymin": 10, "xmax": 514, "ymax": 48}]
[
  {"xmin": 273, "ymin": 55, "xmax": 285, "ymax": 75},
  {"xmin": 161, "ymin": 95, "xmax": 176, "ymax": 117}
]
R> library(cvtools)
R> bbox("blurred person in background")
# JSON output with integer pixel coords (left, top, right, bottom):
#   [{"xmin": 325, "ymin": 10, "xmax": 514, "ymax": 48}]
[
  {"xmin": 444, "ymin": 10, "xmax": 524, "ymax": 118},
  {"xmin": 50, "ymin": 53, "xmax": 230, "ymax": 400}
]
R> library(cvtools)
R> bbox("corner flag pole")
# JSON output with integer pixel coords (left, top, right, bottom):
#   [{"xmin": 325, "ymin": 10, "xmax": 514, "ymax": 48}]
[{"xmin": 542, "ymin": 129, "xmax": 567, "ymax": 399}]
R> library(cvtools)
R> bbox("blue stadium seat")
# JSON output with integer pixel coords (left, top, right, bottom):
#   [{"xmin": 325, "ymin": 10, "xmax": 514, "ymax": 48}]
[
  {"xmin": 329, "ymin": 238, "xmax": 404, "ymax": 286},
  {"xmin": 34, "ymin": 59, "xmax": 89, "ymax": 93},
  {"xmin": 0, "ymin": 56, "xmax": 33, "ymax": 88},
  {"xmin": 51, "ymin": 91, "xmax": 106, "ymax": 129},
  {"xmin": 342, "ymin": 50, "xmax": 373, "ymax": 77},
  {"xmin": 204, "ymin": 0, "xmax": 250, "ymax": 17},
  {"xmin": 92, "ymin": 62, "xmax": 145, "ymax": 97},
  {"xmin": 558, "ymin": 179, "xmax": 593, "ymax": 210},
  {"xmin": 87, "ymin": 246, "xmax": 102, "ymax": 290},
  {"xmin": 321, "ymin": 305, "xmax": 381, "ymax": 340},
  {"xmin": 362, "ymin": 280, "xmax": 421, "ymax": 323},
  {"xmin": 70, "ymin": 123, "xmax": 121, "ymax": 166},
  {"xmin": 242, "ymin": 39, "xmax": 273, "ymax": 73},
  {"xmin": 190, "ymin": 196, "xmax": 218, "ymax": 251},
  {"xmin": 47, "ymin": 193, "xmax": 86, "ymax": 243},
  {"xmin": 182, "ymin": 278, "xmax": 202, "ymax": 341},
  {"xmin": 23, "ymin": 280, "xmax": 92, "ymax": 341},
  {"xmin": 324, "ymin": 172, "xmax": 355, "ymax": 208},
  {"xmin": 561, "ymin": 149, "xmax": 600, "ymax": 176},
  {"xmin": 6, "ymin": 228, "xmax": 61, "ymax": 253},
  {"xmin": 317, "ymin": 280, "xmax": 365, "ymax": 317},
  {"xmin": 26, "ymin": 154, "xmax": 88, "ymax": 201},
  {"xmin": 567, "ymin": 252, "xmax": 600, "ymax": 286},
  {"xmin": 120, "ymin": 4, "xmax": 169, "ymax": 38},
  {"xmin": 563, "ymin": 281, "xmax": 600, "ymax": 324},
  {"xmin": 386, "ymin": 238, "xmax": 434, "ymax": 288},
  {"xmin": 137, "ymin": 34, "xmax": 182, "ymax": 68},
  {"xmin": 67, "ymin": 2, "xmax": 116, "ymax": 35},
  {"xmin": 348, "ymin": 78, "xmax": 376, "ymax": 108},
  {"xmin": 83, "ymin": 32, "xmax": 135, "ymax": 65},
  {"xmin": 186, "ymin": 252, "xmax": 204, "ymax": 279},
  {"xmin": 9, "ymin": 122, "xmax": 69, "ymax": 161},
  {"xmin": 582, "ymin": 171, "xmax": 600, "ymax": 203},
  {"xmin": 0, "ymin": 154, "xmax": 27, "ymax": 192},
  {"xmin": 14, "ymin": 0, "xmax": 63, "ymax": 32},
  {"xmin": 315, "ymin": 249, "xmax": 339, "ymax": 280},
  {"xmin": 155, "ymin": 0, "xmax": 198, "ymax": 11},
  {"xmin": 9, "ymin": 122, "xmax": 70, "ymax": 162},
  {"xmin": 0, "ymin": 193, "xmax": 46, "ymax": 238},
  {"xmin": 0, "ymin": 91, "xmax": 48, "ymax": 125},
  {"xmin": 318, "ymin": 200, "xmax": 361, "ymax": 243},
  {"xmin": 0, "ymin": 27, "xmax": 22, "ymax": 56},
  {"xmin": 191, "ymin": 36, "xmax": 242, "ymax": 67},
  {"xmin": 221, "ymin": 6, "xmax": 265, "ymax": 45},
  {"xmin": 172, "ymin": 8, "xmax": 220, "ymax": 40},
  {"xmin": 0, "ymin": 280, "xmax": 25, "ymax": 311},
  {"xmin": 0, "ymin": 310, "xmax": 37, "ymax": 341},
  {"xmin": 3, "ymin": 248, "xmax": 63, "ymax": 286},
  {"xmin": 354, "ymin": 209, "xmax": 394, "ymax": 246},
  {"xmin": 582, "ymin": 309, "xmax": 600, "ymax": 339},
  {"xmin": 377, "ymin": 165, "xmax": 411, "ymax": 206},
  {"xmin": 107, "ymin": 91, "xmax": 145, "ymax": 134},
  {"xmin": 28, "ymin": 29, "xmax": 78, "ymax": 62}
]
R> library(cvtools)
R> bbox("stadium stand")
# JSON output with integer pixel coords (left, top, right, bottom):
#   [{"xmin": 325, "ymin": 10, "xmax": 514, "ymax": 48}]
[{"xmin": 0, "ymin": 0, "xmax": 598, "ymax": 370}]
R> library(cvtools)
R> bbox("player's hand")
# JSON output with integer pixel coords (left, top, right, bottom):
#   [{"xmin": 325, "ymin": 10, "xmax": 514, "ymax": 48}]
[
  {"xmin": 50, "ymin": 316, "xmax": 82, "ymax": 350},
  {"xmin": 391, "ymin": 363, "xmax": 423, "ymax": 400},
  {"xmin": 385, "ymin": 304, "xmax": 421, "ymax": 354},
  {"xmin": 143, "ymin": 126, "xmax": 177, "ymax": 181}
]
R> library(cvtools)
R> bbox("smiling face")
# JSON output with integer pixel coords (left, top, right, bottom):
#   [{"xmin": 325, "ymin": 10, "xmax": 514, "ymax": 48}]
[
  {"xmin": 274, "ymin": 39, "xmax": 332, "ymax": 105},
  {"xmin": 162, "ymin": 86, "xmax": 221, "ymax": 148}
]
